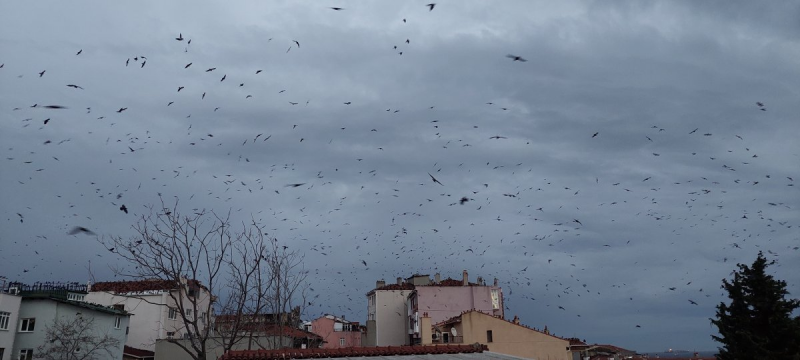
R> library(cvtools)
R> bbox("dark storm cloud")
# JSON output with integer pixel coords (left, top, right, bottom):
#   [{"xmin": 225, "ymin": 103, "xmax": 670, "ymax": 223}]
[{"xmin": 2, "ymin": 0, "xmax": 799, "ymax": 352}]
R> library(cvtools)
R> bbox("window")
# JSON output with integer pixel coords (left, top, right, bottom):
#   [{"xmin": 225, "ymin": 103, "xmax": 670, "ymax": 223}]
[
  {"xmin": 112, "ymin": 304, "xmax": 125, "ymax": 312},
  {"xmin": 486, "ymin": 330, "xmax": 493, "ymax": 343},
  {"xmin": 166, "ymin": 331, "xmax": 175, "ymax": 339},
  {"xmin": 185, "ymin": 309, "xmax": 193, "ymax": 318},
  {"xmin": 339, "ymin": 338, "xmax": 345, "ymax": 346},
  {"xmin": 18, "ymin": 349, "xmax": 33, "ymax": 360},
  {"xmin": 0, "ymin": 349, "xmax": 4, "ymax": 359},
  {"xmin": 491, "ymin": 289, "xmax": 500, "ymax": 310},
  {"xmin": 0, "ymin": 311, "xmax": 10, "ymax": 330},
  {"xmin": 19, "ymin": 318, "xmax": 35, "ymax": 332},
  {"xmin": 333, "ymin": 322, "xmax": 343, "ymax": 332},
  {"xmin": 304, "ymin": 324, "xmax": 312, "ymax": 332},
  {"xmin": 114, "ymin": 317, "xmax": 121, "ymax": 329},
  {"xmin": 168, "ymin": 308, "xmax": 177, "ymax": 320},
  {"xmin": 67, "ymin": 293, "xmax": 85, "ymax": 302}
]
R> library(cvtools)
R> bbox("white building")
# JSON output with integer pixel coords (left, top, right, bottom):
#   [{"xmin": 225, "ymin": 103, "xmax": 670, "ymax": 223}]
[
  {"xmin": 3, "ymin": 281, "xmax": 129, "ymax": 360},
  {"xmin": 364, "ymin": 279, "xmax": 414, "ymax": 347},
  {"xmin": 86, "ymin": 278, "xmax": 213, "ymax": 354},
  {"xmin": 0, "ymin": 280, "xmax": 22, "ymax": 360}
]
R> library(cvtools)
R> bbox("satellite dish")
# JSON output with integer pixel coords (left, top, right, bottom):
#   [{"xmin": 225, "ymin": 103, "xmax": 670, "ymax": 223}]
[{"xmin": 451, "ymin": 328, "xmax": 458, "ymax": 336}]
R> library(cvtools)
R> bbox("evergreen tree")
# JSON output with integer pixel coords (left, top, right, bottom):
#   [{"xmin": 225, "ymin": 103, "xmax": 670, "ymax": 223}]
[{"xmin": 711, "ymin": 251, "xmax": 800, "ymax": 359}]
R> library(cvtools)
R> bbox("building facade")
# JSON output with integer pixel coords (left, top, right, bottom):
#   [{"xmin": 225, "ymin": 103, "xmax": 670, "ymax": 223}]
[
  {"xmin": 429, "ymin": 310, "xmax": 570, "ymax": 360},
  {"xmin": 364, "ymin": 279, "xmax": 413, "ymax": 347},
  {"xmin": 4, "ymin": 281, "xmax": 130, "ymax": 360},
  {"xmin": 407, "ymin": 271, "xmax": 503, "ymax": 344},
  {"xmin": 0, "ymin": 285, "xmax": 22, "ymax": 360},
  {"xmin": 308, "ymin": 314, "xmax": 362, "ymax": 348},
  {"xmin": 86, "ymin": 278, "xmax": 213, "ymax": 353}
]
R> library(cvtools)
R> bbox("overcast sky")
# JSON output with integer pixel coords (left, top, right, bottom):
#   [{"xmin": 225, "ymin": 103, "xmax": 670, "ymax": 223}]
[{"xmin": 1, "ymin": 0, "xmax": 799, "ymax": 352}]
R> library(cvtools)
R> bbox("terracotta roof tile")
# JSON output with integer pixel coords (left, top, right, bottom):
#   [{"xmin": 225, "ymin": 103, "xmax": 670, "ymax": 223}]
[{"xmin": 221, "ymin": 344, "xmax": 488, "ymax": 360}]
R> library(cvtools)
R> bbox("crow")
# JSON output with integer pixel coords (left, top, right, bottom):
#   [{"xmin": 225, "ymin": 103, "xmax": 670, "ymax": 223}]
[
  {"xmin": 506, "ymin": 54, "xmax": 527, "ymax": 62},
  {"xmin": 67, "ymin": 226, "xmax": 96, "ymax": 236},
  {"xmin": 184, "ymin": 62, "xmax": 192, "ymax": 68},
  {"xmin": 428, "ymin": 173, "xmax": 444, "ymax": 185},
  {"xmin": 285, "ymin": 183, "xmax": 306, "ymax": 187},
  {"xmin": 66, "ymin": 84, "xmax": 84, "ymax": 89},
  {"xmin": 206, "ymin": 68, "xmax": 216, "ymax": 72},
  {"xmin": 426, "ymin": 3, "xmax": 436, "ymax": 11},
  {"xmin": 119, "ymin": 205, "xmax": 128, "ymax": 214},
  {"xmin": 176, "ymin": 33, "xmax": 184, "ymax": 41},
  {"xmin": 330, "ymin": 7, "xmax": 344, "ymax": 10}
]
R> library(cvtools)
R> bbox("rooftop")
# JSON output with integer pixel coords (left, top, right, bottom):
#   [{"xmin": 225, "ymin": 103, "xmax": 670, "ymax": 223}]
[
  {"xmin": 24, "ymin": 296, "xmax": 129, "ymax": 316},
  {"xmin": 221, "ymin": 344, "xmax": 492, "ymax": 360},
  {"xmin": 90, "ymin": 278, "xmax": 207, "ymax": 294}
]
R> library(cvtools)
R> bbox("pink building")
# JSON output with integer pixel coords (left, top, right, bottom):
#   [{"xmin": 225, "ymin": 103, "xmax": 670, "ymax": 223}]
[
  {"xmin": 308, "ymin": 314, "xmax": 363, "ymax": 348},
  {"xmin": 407, "ymin": 271, "xmax": 503, "ymax": 345}
]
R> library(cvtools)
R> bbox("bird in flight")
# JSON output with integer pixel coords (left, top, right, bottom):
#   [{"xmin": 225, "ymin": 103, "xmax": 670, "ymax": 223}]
[
  {"xmin": 116, "ymin": 107, "xmax": 128, "ymax": 113},
  {"xmin": 688, "ymin": 299, "xmax": 698, "ymax": 305},
  {"xmin": 426, "ymin": 3, "xmax": 436, "ymax": 11},
  {"xmin": 119, "ymin": 205, "xmax": 128, "ymax": 214},
  {"xmin": 220, "ymin": 75, "xmax": 226, "ymax": 82},
  {"xmin": 506, "ymin": 54, "xmax": 527, "ymax": 62},
  {"xmin": 285, "ymin": 183, "xmax": 306, "ymax": 188},
  {"xmin": 184, "ymin": 62, "xmax": 192, "ymax": 69},
  {"xmin": 67, "ymin": 84, "xmax": 84, "ymax": 89},
  {"xmin": 330, "ymin": 7, "xmax": 344, "ymax": 10},
  {"xmin": 39, "ymin": 70, "xmax": 46, "ymax": 77},
  {"xmin": 592, "ymin": 132, "xmax": 599, "ymax": 138},
  {"xmin": 293, "ymin": 40, "xmax": 300, "ymax": 48},
  {"xmin": 489, "ymin": 135, "xmax": 507, "ymax": 139},
  {"xmin": 176, "ymin": 33, "xmax": 184, "ymax": 41},
  {"xmin": 76, "ymin": 49, "xmax": 82, "ymax": 55},
  {"xmin": 43, "ymin": 105, "xmax": 68, "ymax": 109},
  {"xmin": 67, "ymin": 226, "xmax": 96, "ymax": 236},
  {"xmin": 428, "ymin": 172, "xmax": 444, "ymax": 186}
]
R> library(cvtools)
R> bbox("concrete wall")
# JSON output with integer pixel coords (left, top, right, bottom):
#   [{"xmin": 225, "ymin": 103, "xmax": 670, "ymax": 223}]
[
  {"xmin": 451, "ymin": 312, "xmax": 570, "ymax": 360},
  {"xmin": 368, "ymin": 290, "xmax": 408, "ymax": 346},
  {"xmin": 414, "ymin": 286, "xmax": 502, "ymax": 325},
  {"xmin": 310, "ymin": 316, "xmax": 361, "ymax": 348},
  {"xmin": 155, "ymin": 335, "xmax": 293, "ymax": 360},
  {"xmin": 13, "ymin": 298, "xmax": 129, "ymax": 360},
  {"xmin": 0, "ymin": 293, "xmax": 21, "ymax": 360},
  {"xmin": 87, "ymin": 288, "xmax": 212, "ymax": 352}
]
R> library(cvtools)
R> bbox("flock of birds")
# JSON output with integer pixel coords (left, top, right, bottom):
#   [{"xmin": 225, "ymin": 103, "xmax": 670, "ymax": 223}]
[{"xmin": 1, "ymin": 2, "xmax": 797, "ymax": 346}]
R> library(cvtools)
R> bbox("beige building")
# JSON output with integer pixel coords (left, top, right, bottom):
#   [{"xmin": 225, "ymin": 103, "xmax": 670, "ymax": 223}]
[
  {"xmin": 425, "ymin": 310, "xmax": 571, "ymax": 360},
  {"xmin": 364, "ymin": 279, "xmax": 413, "ymax": 346},
  {"xmin": 86, "ymin": 278, "xmax": 213, "ymax": 354}
]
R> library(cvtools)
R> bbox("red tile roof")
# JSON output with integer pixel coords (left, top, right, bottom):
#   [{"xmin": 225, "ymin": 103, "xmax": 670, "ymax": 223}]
[
  {"xmin": 90, "ymin": 278, "xmax": 207, "ymax": 293},
  {"xmin": 423, "ymin": 278, "xmax": 481, "ymax": 287},
  {"xmin": 221, "ymin": 344, "xmax": 488, "ymax": 360},
  {"xmin": 124, "ymin": 345, "xmax": 155, "ymax": 359}
]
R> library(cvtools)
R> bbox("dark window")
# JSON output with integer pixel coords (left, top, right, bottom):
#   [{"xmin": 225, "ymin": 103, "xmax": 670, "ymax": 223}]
[
  {"xmin": 486, "ymin": 330, "xmax": 493, "ymax": 343},
  {"xmin": 113, "ymin": 304, "xmax": 124, "ymax": 311},
  {"xmin": 443, "ymin": 333, "xmax": 449, "ymax": 343}
]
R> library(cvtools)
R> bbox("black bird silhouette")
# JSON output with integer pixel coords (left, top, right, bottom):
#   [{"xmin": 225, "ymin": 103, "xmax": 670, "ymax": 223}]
[
  {"xmin": 506, "ymin": 54, "xmax": 527, "ymax": 62},
  {"xmin": 66, "ymin": 84, "xmax": 84, "ymax": 89},
  {"xmin": 119, "ymin": 205, "xmax": 128, "ymax": 214},
  {"xmin": 220, "ymin": 74, "xmax": 226, "ymax": 82},
  {"xmin": 285, "ymin": 183, "xmax": 306, "ymax": 188},
  {"xmin": 176, "ymin": 33, "xmax": 184, "ymax": 41},
  {"xmin": 141, "ymin": 60, "xmax": 146, "ymax": 68},
  {"xmin": 459, "ymin": 197, "xmax": 469, "ymax": 205},
  {"xmin": 688, "ymin": 299, "xmax": 698, "ymax": 305},
  {"xmin": 343, "ymin": 102, "xmax": 351, "ymax": 105},
  {"xmin": 256, "ymin": 70, "xmax": 262, "ymax": 74},
  {"xmin": 67, "ymin": 226, "xmax": 96, "ymax": 236},
  {"xmin": 43, "ymin": 105, "xmax": 68, "ymax": 109},
  {"xmin": 756, "ymin": 101, "xmax": 764, "ymax": 107},
  {"xmin": 330, "ymin": 7, "xmax": 344, "ymax": 10},
  {"xmin": 428, "ymin": 172, "xmax": 444, "ymax": 186},
  {"xmin": 206, "ymin": 68, "xmax": 216, "ymax": 72},
  {"xmin": 117, "ymin": 107, "xmax": 127, "ymax": 113},
  {"xmin": 361, "ymin": 260, "xmax": 367, "ymax": 266},
  {"xmin": 39, "ymin": 70, "xmax": 46, "ymax": 77},
  {"xmin": 426, "ymin": 3, "xmax": 436, "ymax": 11},
  {"xmin": 178, "ymin": 86, "xmax": 184, "ymax": 92},
  {"xmin": 184, "ymin": 62, "xmax": 192, "ymax": 68},
  {"xmin": 76, "ymin": 49, "xmax": 82, "ymax": 55},
  {"xmin": 592, "ymin": 132, "xmax": 599, "ymax": 138},
  {"xmin": 489, "ymin": 135, "xmax": 507, "ymax": 139},
  {"xmin": 293, "ymin": 40, "xmax": 300, "ymax": 47},
  {"xmin": 573, "ymin": 219, "xmax": 583, "ymax": 226}
]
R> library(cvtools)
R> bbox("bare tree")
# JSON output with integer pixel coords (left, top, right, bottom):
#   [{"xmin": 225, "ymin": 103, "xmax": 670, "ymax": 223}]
[
  {"xmin": 103, "ymin": 198, "xmax": 310, "ymax": 360},
  {"xmin": 37, "ymin": 315, "xmax": 121, "ymax": 360}
]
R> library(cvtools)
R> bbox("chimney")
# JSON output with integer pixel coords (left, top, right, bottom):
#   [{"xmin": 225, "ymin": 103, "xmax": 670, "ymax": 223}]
[
  {"xmin": 462, "ymin": 270, "xmax": 468, "ymax": 286},
  {"xmin": 376, "ymin": 280, "xmax": 386, "ymax": 289},
  {"xmin": 512, "ymin": 315, "xmax": 520, "ymax": 325},
  {"xmin": 477, "ymin": 276, "xmax": 483, "ymax": 285},
  {"xmin": 397, "ymin": 277, "xmax": 403, "ymax": 285},
  {"xmin": 434, "ymin": 273, "xmax": 441, "ymax": 284},
  {"xmin": 493, "ymin": 278, "xmax": 498, "ymax": 287}
]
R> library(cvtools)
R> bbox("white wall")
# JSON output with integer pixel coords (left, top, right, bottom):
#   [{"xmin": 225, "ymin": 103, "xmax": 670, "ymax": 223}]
[
  {"xmin": 86, "ymin": 288, "xmax": 212, "ymax": 352},
  {"xmin": 0, "ymin": 293, "xmax": 22, "ymax": 360},
  {"xmin": 374, "ymin": 291, "xmax": 409, "ymax": 346},
  {"xmin": 13, "ymin": 298, "xmax": 129, "ymax": 360}
]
